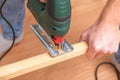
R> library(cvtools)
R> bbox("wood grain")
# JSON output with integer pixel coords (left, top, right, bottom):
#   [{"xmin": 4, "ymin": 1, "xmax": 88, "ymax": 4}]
[
  {"xmin": 0, "ymin": 0, "xmax": 108, "ymax": 65},
  {"xmin": 0, "ymin": 42, "xmax": 87, "ymax": 80}
]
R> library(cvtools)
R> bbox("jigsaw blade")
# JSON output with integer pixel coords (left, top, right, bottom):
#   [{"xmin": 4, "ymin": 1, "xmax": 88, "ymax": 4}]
[{"xmin": 30, "ymin": 24, "xmax": 73, "ymax": 57}]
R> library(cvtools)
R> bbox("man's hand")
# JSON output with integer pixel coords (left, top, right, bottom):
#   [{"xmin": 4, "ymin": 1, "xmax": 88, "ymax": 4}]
[
  {"xmin": 80, "ymin": 20, "xmax": 120, "ymax": 59},
  {"xmin": 80, "ymin": 0, "xmax": 120, "ymax": 59},
  {"xmin": 40, "ymin": 0, "xmax": 46, "ymax": 3}
]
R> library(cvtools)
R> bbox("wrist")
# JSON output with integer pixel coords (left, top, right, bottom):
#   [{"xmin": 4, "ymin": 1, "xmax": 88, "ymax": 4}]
[
  {"xmin": 99, "ymin": 14, "xmax": 119, "ymax": 27},
  {"xmin": 95, "ymin": 14, "xmax": 119, "ymax": 31},
  {"xmin": 97, "ymin": 0, "xmax": 120, "ymax": 28},
  {"xmin": 96, "ymin": 9, "xmax": 120, "ymax": 29}
]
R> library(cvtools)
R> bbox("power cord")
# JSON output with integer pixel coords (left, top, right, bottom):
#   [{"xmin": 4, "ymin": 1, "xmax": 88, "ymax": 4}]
[
  {"xmin": 95, "ymin": 62, "xmax": 120, "ymax": 80},
  {"xmin": 0, "ymin": 1, "xmax": 119, "ymax": 80},
  {"xmin": 0, "ymin": 0, "xmax": 15, "ymax": 61}
]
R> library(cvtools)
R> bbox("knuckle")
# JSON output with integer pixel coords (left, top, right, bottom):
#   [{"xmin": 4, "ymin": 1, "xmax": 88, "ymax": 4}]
[
  {"xmin": 113, "ymin": 49, "xmax": 118, "ymax": 53},
  {"xmin": 94, "ymin": 45, "xmax": 101, "ymax": 52},
  {"xmin": 80, "ymin": 33, "xmax": 85, "ymax": 38},
  {"xmin": 100, "ymin": 47, "xmax": 108, "ymax": 54},
  {"xmin": 81, "ymin": 32, "xmax": 86, "ymax": 37},
  {"xmin": 109, "ymin": 50, "xmax": 115, "ymax": 54},
  {"xmin": 110, "ymin": 49, "xmax": 114, "ymax": 53},
  {"xmin": 110, "ymin": 48, "xmax": 118, "ymax": 54},
  {"xmin": 103, "ymin": 49, "xmax": 108, "ymax": 54}
]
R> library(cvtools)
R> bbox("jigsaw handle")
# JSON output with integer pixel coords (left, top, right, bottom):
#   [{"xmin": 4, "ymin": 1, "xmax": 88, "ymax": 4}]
[
  {"xmin": 47, "ymin": 0, "xmax": 71, "ymax": 22},
  {"xmin": 27, "ymin": 0, "xmax": 46, "ymax": 13},
  {"xmin": 27, "ymin": 0, "xmax": 71, "ymax": 36}
]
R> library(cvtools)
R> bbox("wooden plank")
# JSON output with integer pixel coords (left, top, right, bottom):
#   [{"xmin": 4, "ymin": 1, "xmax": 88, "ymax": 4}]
[{"xmin": 0, "ymin": 42, "xmax": 88, "ymax": 80}]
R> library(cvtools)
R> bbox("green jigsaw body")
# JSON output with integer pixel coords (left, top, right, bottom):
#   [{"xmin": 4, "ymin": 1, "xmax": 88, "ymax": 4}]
[{"xmin": 27, "ymin": 0, "xmax": 71, "ymax": 37}]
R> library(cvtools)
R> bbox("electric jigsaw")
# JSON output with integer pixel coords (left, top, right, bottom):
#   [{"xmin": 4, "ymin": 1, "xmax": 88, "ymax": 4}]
[{"xmin": 27, "ymin": 0, "xmax": 73, "ymax": 57}]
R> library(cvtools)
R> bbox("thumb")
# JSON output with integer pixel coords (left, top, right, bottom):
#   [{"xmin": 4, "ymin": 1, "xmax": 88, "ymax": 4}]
[{"xmin": 80, "ymin": 31, "xmax": 88, "ymax": 42}]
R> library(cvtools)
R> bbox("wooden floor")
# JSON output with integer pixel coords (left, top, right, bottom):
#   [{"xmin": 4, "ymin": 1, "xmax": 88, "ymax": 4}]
[{"xmin": 0, "ymin": 0, "xmax": 118, "ymax": 80}]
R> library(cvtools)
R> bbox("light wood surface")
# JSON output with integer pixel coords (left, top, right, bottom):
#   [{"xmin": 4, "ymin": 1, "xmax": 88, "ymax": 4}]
[
  {"xmin": 0, "ymin": 0, "xmax": 107, "ymax": 66},
  {"xmin": 0, "ymin": 0, "xmax": 117, "ymax": 80},
  {"xmin": 0, "ymin": 42, "xmax": 87, "ymax": 80}
]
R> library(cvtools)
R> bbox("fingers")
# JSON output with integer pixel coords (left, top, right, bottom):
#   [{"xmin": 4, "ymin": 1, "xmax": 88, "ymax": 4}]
[
  {"xmin": 80, "ymin": 30, "xmax": 89, "ymax": 42},
  {"xmin": 109, "ymin": 42, "xmax": 119, "ymax": 54},
  {"xmin": 40, "ymin": 0, "xmax": 46, "ymax": 3},
  {"xmin": 79, "ymin": 25, "xmax": 119, "ymax": 59},
  {"xmin": 87, "ymin": 43, "xmax": 119, "ymax": 59},
  {"xmin": 87, "ymin": 45, "xmax": 97, "ymax": 59},
  {"xmin": 80, "ymin": 33, "xmax": 87, "ymax": 42},
  {"xmin": 94, "ymin": 48, "xmax": 108, "ymax": 58},
  {"xmin": 87, "ymin": 43, "xmax": 100, "ymax": 59}
]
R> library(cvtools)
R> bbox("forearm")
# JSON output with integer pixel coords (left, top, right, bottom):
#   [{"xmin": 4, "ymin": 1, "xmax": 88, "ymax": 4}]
[{"xmin": 98, "ymin": 0, "xmax": 120, "ymax": 27}]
